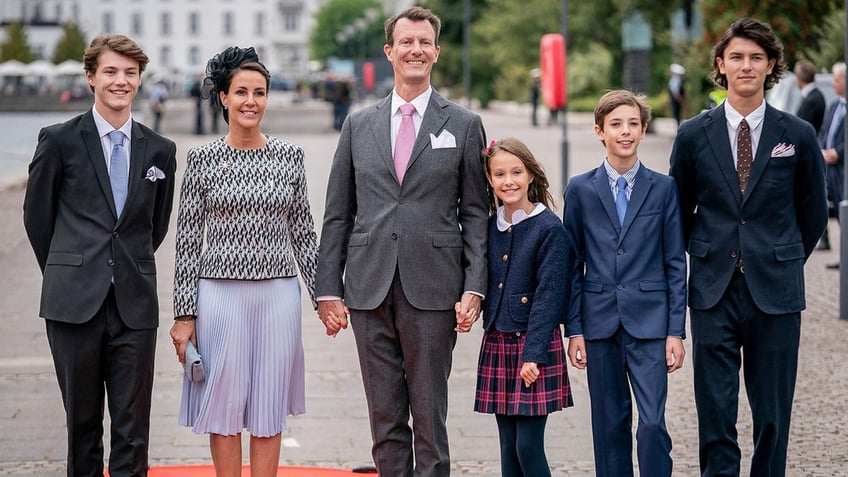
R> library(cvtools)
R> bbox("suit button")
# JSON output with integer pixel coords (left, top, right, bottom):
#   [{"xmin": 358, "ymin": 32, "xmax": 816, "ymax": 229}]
[
  {"xmin": 502, "ymin": 254, "xmax": 508, "ymax": 261},
  {"xmin": 617, "ymin": 249, "xmax": 624, "ymax": 255},
  {"xmin": 107, "ymin": 259, "xmax": 115, "ymax": 266},
  {"xmin": 740, "ymin": 218, "xmax": 746, "ymax": 225},
  {"xmin": 391, "ymin": 233, "xmax": 398, "ymax": 239},
  {"xmin": 498, "ymin": 282, "xmax": 503, "ymax": 289},
  {"xmin": 507, "ymin": 226, "xmax": 512, "ymax": 233},
  {"xmin": 112, "ymin": 232, "xmax": 119, "ymax": 239},
  {"xmin": 730, "ymin": 251, "xmax": 738, "ymax": 258},
  {"xmin": 617, "ymin": 284, "xmax": 624, "ymax": 290},
  {"xmin": 520, "ymin": 296, "xmax": 528, "ymax": 304}
]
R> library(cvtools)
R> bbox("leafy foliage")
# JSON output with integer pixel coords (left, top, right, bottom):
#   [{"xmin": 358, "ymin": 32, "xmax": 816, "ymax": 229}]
[
  {"xmin": 0, "ymin": 22, "xmax": 34, "ymax": 63},
  {"xmin": 309, "ymin": 0, "xmax": 385, "ymax": 61},
  {"xmin": 51, "ymin": 22, "xmax": 87, "ymax": 64}
]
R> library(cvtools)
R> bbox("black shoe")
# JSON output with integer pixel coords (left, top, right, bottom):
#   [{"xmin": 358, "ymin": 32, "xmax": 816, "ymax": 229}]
[{"xmin": 826, "ymin": 262, "xmax": 840, "ymax": 269}]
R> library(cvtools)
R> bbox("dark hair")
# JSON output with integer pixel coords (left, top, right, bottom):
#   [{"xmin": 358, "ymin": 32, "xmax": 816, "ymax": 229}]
[
  {"xmin": 593, "ymin": 90, "xmax": 651, "ymax": 145},
  {"xmin": 83, "ymin": 34, "xmax": 149, "ymax": 93},
  {"xmin": 482, "ymin": 138, "xmax": 554, "ymax": 214},
  {"xmin": 711, "ymin": 18, "xmax": 786, "ymax": 91},
  {"xmin": 385, "ymin": 6, "xmax": 441, "ymax": 46},
  {"xmin": 202, "ymin": 46, "xmax": 270, "ymax": 124},
  {"xmin": 794, "ymin": 59, "xmax": 816, "ymax": 84}
]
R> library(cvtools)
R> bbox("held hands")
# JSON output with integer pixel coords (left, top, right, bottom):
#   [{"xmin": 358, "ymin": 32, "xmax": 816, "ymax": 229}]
[
  {"xmin": 566, "ymin": 336, "xmax": 587, "ymax": 370},
  {"xmin": 454, "ymin": 292, "xmax": 482, "ymax": 333},
  {"xmin": 318, "ymin": 300, "xmax": 349, "ymax": 337},
  {"xmin": 520, "ymin": 362, "xmax": 540, "ymax": 387},
  {"xmin": 666, "ymin": 337, "xmax": 685, "ymax": 373},
  {"xmin": 169, "ymin": 317, "xmax": 196, "ymax": 365}
]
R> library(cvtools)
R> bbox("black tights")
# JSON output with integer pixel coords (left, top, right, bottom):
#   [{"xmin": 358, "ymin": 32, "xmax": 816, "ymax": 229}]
[{"xmin": 495, "ymin": 414, "xmax": 551, "ymax": 477}]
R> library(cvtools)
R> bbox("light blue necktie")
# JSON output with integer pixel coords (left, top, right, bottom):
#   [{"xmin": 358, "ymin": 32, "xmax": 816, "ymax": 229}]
[
  {"xmin": 615, "ymin": 176, "xmax": 628, "ymax": 226},
  {"xmin": 108, "ymin": 130, "xmax": 128, "ymax": 217}
]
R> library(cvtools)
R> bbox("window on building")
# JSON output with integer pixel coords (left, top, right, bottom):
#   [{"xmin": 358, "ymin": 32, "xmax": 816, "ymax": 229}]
[
  {"xmin": 189, "ymin": 12, "xmax": 200, "ymax": 35},
  {"xmin": 283, "ymin": 11, "xmax": 298, "ymax": 32},
  {"xmin": 103, "ymin": 12, "xmax": 114, "ymax": 33},
  {"xmin": 161, "ymin": 46, "xmax": 171, "ymax": 67},
  {"xmin": 189, "ymin": 46, "xmax": 201, "ymax": 67},
  {"xmin": 131, "ymin": 12, "xmax": 143, "ymax": 35},
  {"xmin": 161, "ymin": 12, "xmax": 171, "ymax": 36},
  {"xmin": 255, "ymin": 12, "xmax": 264, "ymax": 35},
  {"xmin": 223, "ymin": 12, "xmax": 234, "ymax": 35}
]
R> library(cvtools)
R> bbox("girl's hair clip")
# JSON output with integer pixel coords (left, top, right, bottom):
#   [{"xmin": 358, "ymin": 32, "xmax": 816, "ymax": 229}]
[{"xmin": 483, "ymin": 140, "xmax": 497, "ymax": 155}]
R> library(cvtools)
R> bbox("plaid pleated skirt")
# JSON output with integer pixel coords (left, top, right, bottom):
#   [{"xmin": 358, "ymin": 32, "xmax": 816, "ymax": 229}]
[{"xmin": 474, "ymin": 327, "xmax": 573, "ymax": 416}]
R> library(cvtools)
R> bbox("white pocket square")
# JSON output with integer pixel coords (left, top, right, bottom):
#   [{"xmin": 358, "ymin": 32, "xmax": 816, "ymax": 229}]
[
  {"xmin": 770, "ymin": 143, "xmax": 795, "ymax": 157},
  {"xmin": 430, "ymin": 130, "xmax": 457, "ymax": 149},
  {"xmin": 145, "ymin": 165, "xmax": 166, "ymax": 182}
]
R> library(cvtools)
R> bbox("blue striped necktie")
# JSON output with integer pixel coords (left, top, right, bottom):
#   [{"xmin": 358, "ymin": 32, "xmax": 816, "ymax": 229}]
[{"xmin": 108, "ymin": 130, "xmax": 128, "ymax": 216}]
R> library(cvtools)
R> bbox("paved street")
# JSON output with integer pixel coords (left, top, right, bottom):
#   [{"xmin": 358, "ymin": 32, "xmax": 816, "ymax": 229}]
[{"xmin": 1, "ymin": 97, "xmax": 846, "ymax": 476}]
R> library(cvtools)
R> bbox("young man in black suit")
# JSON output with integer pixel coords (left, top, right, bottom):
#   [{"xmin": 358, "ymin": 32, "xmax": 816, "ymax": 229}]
[
  {"xmin": 669, "ymin": 18, "xmax": 827, "ymax": 477},
  {"xmin": 23, "ymin": 34, "xmax": 176, "ymax": 477}
]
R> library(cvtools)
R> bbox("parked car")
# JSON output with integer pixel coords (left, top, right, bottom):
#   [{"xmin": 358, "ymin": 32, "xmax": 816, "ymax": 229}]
[{"xmin": 766, "ymin": 71, "xmax": 838, "ymax": 114}]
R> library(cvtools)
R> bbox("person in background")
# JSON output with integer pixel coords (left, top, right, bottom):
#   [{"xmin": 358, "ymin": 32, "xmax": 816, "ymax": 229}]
[
  {"xmin": 148, "ymin": 77, "xmax": 168, "ymax": 133},
  {"xmin": 315, "ymin": 6, "xmax": 488, "ymax": 476},
  {"xmin": 530, "ymin": 68, "xmax": 541, "ymax": 127},
  {"xmin": 189, "ymin": 73, "xmax": 205, "ymax": 135},
  {"xmin": 668, "ymin": 63, "xmax": 687, "ymax": 126},
  {"xmin": 170, "ymin": 46, "xmax": 319, "ymax": 477},
  {"xmin": 23, "ymin": 34, "xmax": 177, "ymax": 477},
  {"xmin": 670, "ymin": 18, "xmax": 827, "ymax": 476},
  {"xmin": 794, "ymin": 59, "xmax": 829, "ymax": 251},
  {"xmin": 818, "ymin": 62, "xmax": 846, "ymax": 267},
  {"xmin": 474, "ymin": 138, "xmax": 572, "ymax": 477},
  {"xmin": 565, "ymin": 90, "xmax": 686, "ymax": 477}
]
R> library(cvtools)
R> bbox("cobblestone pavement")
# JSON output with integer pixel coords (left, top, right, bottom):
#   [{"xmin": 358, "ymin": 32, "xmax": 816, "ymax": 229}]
[{"xmin": 1, "ymin": 100, "xmax": 846, "ymax": 476}]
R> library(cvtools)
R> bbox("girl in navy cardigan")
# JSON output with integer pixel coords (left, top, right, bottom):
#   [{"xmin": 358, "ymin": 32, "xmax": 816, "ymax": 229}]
[{"xmin": 472, "ymin": 138, "xmax": 572, "ymax": 476}]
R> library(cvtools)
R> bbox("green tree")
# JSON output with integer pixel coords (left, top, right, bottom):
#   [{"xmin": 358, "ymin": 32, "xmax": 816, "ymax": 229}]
[
  {"xmin": 0, "ymin": 22, "xmax": 34, "ymax": 63},
  {"xmin": 51, "ymin": 21, "xmax": 87, "ymax": 64},
  {"xmin": 700, "ymin": 0, "xmax": 839, "ymax": 62},
  {"xmin": 808, "ymin": 8, "xmax": 845, "ymax": 72},
  {"xmin": 309, "ymin": 0, "xmax": 385, "ymax": 61}
]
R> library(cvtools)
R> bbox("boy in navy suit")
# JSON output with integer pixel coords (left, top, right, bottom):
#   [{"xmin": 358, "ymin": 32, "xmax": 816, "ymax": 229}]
[{"xmin": 563, "ymin": 90, "xmax": 687, "ymax": 477}]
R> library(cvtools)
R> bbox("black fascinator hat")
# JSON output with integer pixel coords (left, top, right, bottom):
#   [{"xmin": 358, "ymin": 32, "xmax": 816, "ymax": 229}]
[{"xmin": 201, "ymin": 46, "xmax": 268, "ymax": 123}]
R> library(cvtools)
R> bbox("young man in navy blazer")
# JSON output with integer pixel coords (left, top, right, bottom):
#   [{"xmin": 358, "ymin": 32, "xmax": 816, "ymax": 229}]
[
  {"xmin": 564, "ymin": 90, "xmax": 687, "ymax": 477},
  {"xmin": 670, "ymin": 18, "xmax": 827, "ymax": 476},
  {"xmin": 23, "ymin": 35, "xmax": 176, "ymax": 477}
]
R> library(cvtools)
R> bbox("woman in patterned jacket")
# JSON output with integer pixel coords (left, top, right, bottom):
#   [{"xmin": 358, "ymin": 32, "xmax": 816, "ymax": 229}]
[{"xmin": 169, "ymin": 46, "xmax": 319, "ymax": 477}]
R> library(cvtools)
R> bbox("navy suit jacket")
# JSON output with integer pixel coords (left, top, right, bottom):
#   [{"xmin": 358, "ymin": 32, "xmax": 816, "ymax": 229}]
[
  {"xmin": 563, "ymin": 164, "xmax": 687, "ymax": 341},
  {"xmin": 818, "ymin": 98, "xmax": 845, "ymax": 201},
  {"xmin": 670, "ymin": 103, "xmax": 828, "ymax": 314}
]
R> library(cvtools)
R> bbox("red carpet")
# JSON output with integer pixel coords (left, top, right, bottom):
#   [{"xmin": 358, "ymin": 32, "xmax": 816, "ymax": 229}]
[{"xmin": 106, "ymin": 465, "xmax": 371, "ymax": 476}]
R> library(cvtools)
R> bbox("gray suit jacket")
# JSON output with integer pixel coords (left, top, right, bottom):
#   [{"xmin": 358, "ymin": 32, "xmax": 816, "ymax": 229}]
[{"xmin": 316, "ymin": 91, "xmax": 488, "ymax": 310}]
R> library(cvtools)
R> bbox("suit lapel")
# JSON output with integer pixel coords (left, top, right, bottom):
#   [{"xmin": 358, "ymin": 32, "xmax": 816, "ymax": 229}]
[
  {"xmin": 81, "ymin": 112, "xmax": 118, "ymax": 217},
  {"xmin": 407, "ymin": 93, "xmax": 449, "ymax": 174},
  {"xmin": 619, "ymin": 166, "xmax": 653, "ymax": 244},
  {"xmin": 367, "ymin": 96, "xmax": 396, "ymax": 181},
  {"xmin": 704, "ymin": 105, "xmax": 743, "ymax": 206},
  {"xmin": 591, "ymin": 166, "xmax": 620, "ymax": 233},
  {"xmin": 119, "ymin": 120, "xmax": 148, "ymax": 224},
  {"xmin": 744, "ymin": 105, "xmax": 784, "ymax": 205}
]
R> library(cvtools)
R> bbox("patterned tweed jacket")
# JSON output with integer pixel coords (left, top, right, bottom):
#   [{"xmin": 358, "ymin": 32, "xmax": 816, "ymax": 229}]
[{"xmin": 173, "ymin": 136, "xmax": 319, "ymax": 316}]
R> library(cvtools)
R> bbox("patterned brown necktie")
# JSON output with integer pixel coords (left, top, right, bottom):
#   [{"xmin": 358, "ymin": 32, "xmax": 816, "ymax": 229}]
[{"xmin": 737, "ymin": 118, "xmax": 753, "ymax": 194}]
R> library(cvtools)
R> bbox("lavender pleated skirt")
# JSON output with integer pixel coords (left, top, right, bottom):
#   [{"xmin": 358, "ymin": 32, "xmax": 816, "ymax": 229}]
[{"xmin": 178, "ymin": 277, "xmax": 305, "ymax": 437}]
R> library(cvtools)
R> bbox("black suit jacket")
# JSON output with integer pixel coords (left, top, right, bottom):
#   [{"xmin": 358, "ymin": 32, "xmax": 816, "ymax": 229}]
[
  {"xmin": 796, "ymin": 87, "xmax": 826, "ymax": 133},
  {"xmin": 23, "ymin": 110, "xmax": 177, "ymax": 329},
  {"xmin": 669, "ymin": 103, "xmax": 827, "ymax": 314}
]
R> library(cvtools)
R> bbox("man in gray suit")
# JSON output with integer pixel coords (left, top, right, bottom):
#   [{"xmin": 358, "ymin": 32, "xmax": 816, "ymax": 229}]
[{"xmin": 315, "ymin": 6, "xmax": 488, "ymax": 476}]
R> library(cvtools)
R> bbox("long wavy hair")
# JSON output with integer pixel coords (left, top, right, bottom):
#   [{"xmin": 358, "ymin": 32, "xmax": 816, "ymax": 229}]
[{"xmin": 482, "ymin": 138, "xmax": 554, "ymax": 215}]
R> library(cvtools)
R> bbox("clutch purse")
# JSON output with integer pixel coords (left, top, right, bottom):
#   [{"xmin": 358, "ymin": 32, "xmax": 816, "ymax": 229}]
[{"xmin": 184, "ymin": 341, "xmax": 205, "ymax": 382}]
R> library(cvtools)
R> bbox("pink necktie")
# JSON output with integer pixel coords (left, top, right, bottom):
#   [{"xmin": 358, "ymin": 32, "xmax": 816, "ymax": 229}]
[{"xmin": 394, "ymin": 103, "xmax": 416, "ymax": 183}]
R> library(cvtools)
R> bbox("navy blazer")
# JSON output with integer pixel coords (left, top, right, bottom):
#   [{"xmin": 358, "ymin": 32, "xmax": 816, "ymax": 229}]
[
  {"xmin": 483, "ymin": 208, "xmax": 569, "ymax": 364},
  {"xmin": 670, "ymin": 103, "xmax": 828, "ymax": 314},
  {"xmin": 563, "ymin": 164, "xmax": 687, "ymax": 341}
]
